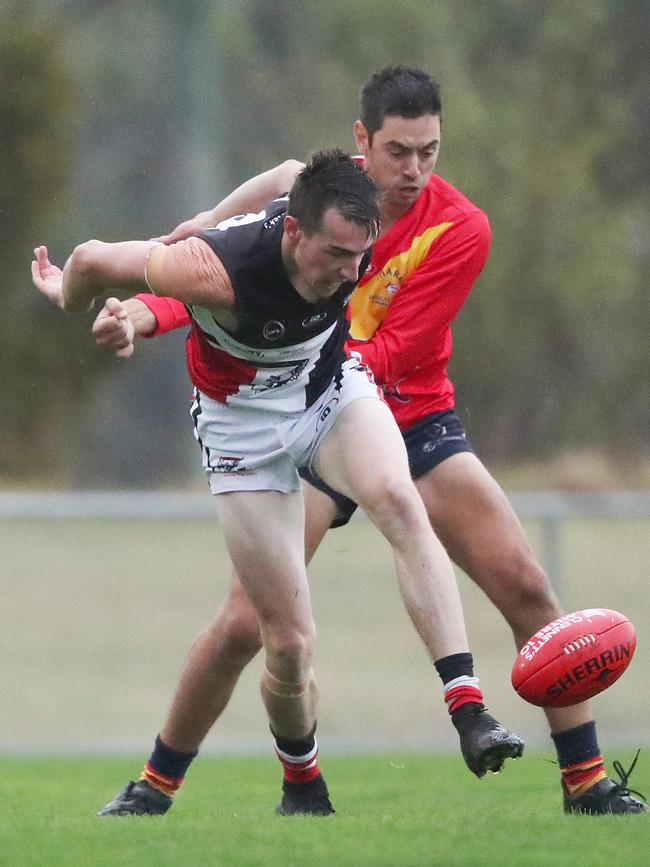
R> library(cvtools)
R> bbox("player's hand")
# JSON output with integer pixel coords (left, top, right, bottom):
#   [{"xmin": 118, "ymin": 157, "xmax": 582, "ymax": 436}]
[
  {"xmin": 92, "ymin": 297, "xmax": 136, "ymax": 358},
  {"xmin": 31, "ymin": 246, "xmax": 65, "ymax": 308},
  {"xmin": 151, "ymin": 216, "xmax": 206, "ymax": 245}
]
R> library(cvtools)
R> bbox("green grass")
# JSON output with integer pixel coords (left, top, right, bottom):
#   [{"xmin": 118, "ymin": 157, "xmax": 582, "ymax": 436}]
[
  {"xmin": 1, "ymin": 514, "xmax": 649, "ymax": 863},
  {"xmin": 1, "ymin": 754, "xmax": 649, "ymax": 866}
]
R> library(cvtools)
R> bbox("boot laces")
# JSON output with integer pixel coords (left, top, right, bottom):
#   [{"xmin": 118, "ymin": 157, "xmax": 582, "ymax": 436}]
[{"xmin": 610, "ymin": 749, "xmax": 647, "ymax": 803}]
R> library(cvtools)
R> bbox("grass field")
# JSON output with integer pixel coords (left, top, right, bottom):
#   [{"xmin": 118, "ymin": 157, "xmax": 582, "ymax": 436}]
[
  {"xmin": 1, "ymin": 512, "xmax": 649, "ymax": 863},
  {"xmin": 1, "ymin": 753, "xmax": 649, "ymax": 866}
]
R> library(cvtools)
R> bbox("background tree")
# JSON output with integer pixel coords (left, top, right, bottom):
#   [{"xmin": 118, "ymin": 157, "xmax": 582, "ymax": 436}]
[
  {"xmin": 0, "ymin": 3, "xmax": 80, "ymax": 481},
  {"xmin": 2, "ymin": 0, "xmax": 647, "ymax": 484}
]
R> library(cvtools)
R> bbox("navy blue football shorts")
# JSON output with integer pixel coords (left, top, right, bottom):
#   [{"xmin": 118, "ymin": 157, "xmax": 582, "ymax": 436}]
[{"xmin": 299, "ymin": 408, "xmax": 474, "ymax": 528}]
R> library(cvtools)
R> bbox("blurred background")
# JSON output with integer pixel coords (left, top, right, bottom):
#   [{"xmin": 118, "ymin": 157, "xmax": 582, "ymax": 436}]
[{"xmin": 1, "ymin": 0, "xmax": 648, "ymax": 756}]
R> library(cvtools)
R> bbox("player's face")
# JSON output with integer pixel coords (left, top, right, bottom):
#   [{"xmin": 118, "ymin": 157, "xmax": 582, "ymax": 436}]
[
  {"xmin": 284, "ymin": 208, "xmax": 374, "ymax": 303},
  {"xmin": 354, "ymin": 114, "xmax": 441, "ymax": 212}
]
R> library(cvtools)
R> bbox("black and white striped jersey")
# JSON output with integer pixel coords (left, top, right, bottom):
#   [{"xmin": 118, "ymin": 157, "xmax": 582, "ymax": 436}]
[{"xmin": 185, "ymin": 199, "xmax": 368, "ymax": 412}]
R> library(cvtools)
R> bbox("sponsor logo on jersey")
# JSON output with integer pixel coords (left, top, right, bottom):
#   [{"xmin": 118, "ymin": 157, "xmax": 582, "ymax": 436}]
[
  {"xmin": 302, "ymin": 312, "xmax": 327, "ymax": 328},
  {"xmin": 263, "ymin": 212, "xmax": 284, "ymax": 229},
  {"xmin": 263, "ymin": 320, "xmax": 286, "ymax": 341}
]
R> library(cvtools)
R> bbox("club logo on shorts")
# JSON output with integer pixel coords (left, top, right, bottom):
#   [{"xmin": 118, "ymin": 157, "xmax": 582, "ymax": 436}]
[
  {"xmin": 315, "ymin": 396, "xmax": 339, "ymax": 431},
  {"xmin": 215, "ymin": 455, "xmax": 244, "ymax": 473},
  {"xmin": 263, "ymin": 320, "xmax": 286, "ymax": 341},
  {"xmin": 302, "ymin": 312, "xmax": 327, "ymax": 328}
]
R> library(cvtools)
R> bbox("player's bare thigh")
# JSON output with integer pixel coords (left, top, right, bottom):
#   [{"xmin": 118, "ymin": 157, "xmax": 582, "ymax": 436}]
[
  {"xmin": 312, "ymin": 397, "xmax": 412, "ymax": 507},
  {"xmin": 215, "ymin": 489, "xmax": 314, "ymax": 645},
  {"xmin": 415, "ymin": 452, "xmax": 541, "ymax": 585},
  {"xmin": 303, "ymin": 480, "xmax": 339, "ymax": 563}
]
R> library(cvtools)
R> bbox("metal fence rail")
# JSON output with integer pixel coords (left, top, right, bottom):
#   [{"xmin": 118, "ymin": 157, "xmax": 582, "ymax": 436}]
[
  {"xmin": 2, "ymin": 489, "xmax": 649, "ymax": 598},
  {"xmin": 2, "ymin": 489, "xmax": 649, "ymax": 520}
]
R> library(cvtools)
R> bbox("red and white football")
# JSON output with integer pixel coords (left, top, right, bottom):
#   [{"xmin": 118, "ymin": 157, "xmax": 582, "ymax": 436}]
[{"xmin": 512, "ymin": 609, "xmax": 636, "ymax": 708}]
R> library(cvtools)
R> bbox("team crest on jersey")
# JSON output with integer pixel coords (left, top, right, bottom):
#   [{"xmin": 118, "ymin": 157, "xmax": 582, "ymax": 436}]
[
  {"xmin": 250, "ymin": 360, "xmax": 309, "ymax": 393},
  {"xmin": 263, "ymin": 320, "xmax": 286, "ymax": 341},
  {"xmin": 302, "ymin": 312, "xmax": 327, "ymax": 328},
  {"xmin": 383, "ymin": 378, "xmax": 410, "ymax": 403}
]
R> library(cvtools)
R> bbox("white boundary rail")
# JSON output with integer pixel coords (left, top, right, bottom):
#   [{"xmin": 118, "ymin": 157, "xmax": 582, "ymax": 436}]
[{"xmin": 2, "ymin": 489, "xmax": 649, "ymax": 599}]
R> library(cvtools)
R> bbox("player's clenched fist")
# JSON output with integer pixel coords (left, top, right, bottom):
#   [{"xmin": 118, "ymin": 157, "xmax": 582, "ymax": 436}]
[{"xmin": 92, "ymin": 297, "xmax": 136, "ymax": 358}]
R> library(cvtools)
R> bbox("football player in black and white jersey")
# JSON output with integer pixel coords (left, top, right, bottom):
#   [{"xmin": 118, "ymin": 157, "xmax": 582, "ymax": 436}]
[{"xmin": 33, "ymin": 150, "xmax": 522, "ymax": 817}]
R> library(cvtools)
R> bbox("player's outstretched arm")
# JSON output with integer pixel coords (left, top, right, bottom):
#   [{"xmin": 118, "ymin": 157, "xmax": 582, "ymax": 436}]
[
  {"xmin": 153, "ymin": 159, "xmax": 303, "ymax": 244},
  {"xmin": 92, "ymin": 297, "xmax": 157, "ymax": 358},
  {"xmin": 32, "ymin": 240, "xmax": 156, "ymax": 312}
]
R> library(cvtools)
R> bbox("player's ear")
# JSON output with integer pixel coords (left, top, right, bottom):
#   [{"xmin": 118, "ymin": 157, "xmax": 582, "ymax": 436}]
[
  {"xmin": 353, "ymin": 120, "xmax": 369, "ymax": 155},
  {"xmin": 283, "ymin": 214, "xmax": 302, "ymax": 242}
]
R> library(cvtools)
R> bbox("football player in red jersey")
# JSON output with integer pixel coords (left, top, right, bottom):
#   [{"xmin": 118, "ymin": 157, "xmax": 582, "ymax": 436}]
[{"xmin": 88, "ymin": 67, "xmax": 646, "ymax": 816}]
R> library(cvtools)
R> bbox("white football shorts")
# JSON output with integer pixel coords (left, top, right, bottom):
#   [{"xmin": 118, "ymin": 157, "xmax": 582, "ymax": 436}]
[{"xmin": 191, "ymin": 357, "xmax": 383, "ymax": 494}]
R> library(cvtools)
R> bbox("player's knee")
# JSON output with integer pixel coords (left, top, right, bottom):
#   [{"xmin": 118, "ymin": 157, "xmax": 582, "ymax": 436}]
[
  {"xmin": 361, "ymin": 475, "xmax": 425, "ymax": 537},
  {"xmin": 219, "ymin": 605, "xmax": 263, "ymax": 663},
  {"xmin": 495, "ymin": 552, "xmax": 561, "ymax": 633},
  {"xmin": 265, "ymin": 621, "xmax": 317, "ymax": 680}
]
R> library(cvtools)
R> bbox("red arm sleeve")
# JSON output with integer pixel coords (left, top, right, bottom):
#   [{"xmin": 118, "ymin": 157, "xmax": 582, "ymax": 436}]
[
  {"xmin": 347, "ymin": 210, "xmax": 490, "ymax": 385},
  {"xmin": 134, "ymin": 294, "xmax": 191, "ymax": 337}
]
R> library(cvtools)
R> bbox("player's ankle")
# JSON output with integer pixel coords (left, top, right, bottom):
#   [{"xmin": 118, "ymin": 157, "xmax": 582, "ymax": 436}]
[
  {"xmin": 141, "ymin": 733, "xmax": 198, "ymax": 796},
  {"xmin": 434, "ymin": 652, "xmax": 485, "ymax": 715},
  {"xmin": 552, "ymin": 721, "xmax": 607, "ymax": 795},
  {"xmin": 273, "ymin": 727, "xmax": 322, "ymax": 784}
]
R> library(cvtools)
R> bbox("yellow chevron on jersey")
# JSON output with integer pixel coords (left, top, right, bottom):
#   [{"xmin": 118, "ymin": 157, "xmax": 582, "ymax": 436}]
[{"xmin": 349, "ymin": 221, "xmax": 453, "ymax": 341}]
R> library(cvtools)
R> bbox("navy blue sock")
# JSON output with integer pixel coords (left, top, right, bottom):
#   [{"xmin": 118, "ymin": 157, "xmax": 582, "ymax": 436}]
[
  {"xmin": 141, "ymin": 735, "xmax": 198, "ymax": 794},
  {"xmin": 551, "ymin": 721, "xmax": 600, "ymax": 766}
]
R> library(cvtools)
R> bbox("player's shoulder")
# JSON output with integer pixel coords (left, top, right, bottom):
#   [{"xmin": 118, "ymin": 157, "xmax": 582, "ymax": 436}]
[
  {"xmin": 423, "ymin": 174, "xmax": 489, "ymax": 233},
  {"xmin": 200, "ymin": 197, "xmax": 288, "ymax": 262}
]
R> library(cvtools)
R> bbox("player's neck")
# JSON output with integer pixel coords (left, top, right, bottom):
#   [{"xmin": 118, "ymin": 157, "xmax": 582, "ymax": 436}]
[
  {"xmin": 379, "ymin": 206, "xmax": 404, "ymax": 236},
  {"xmin": 379, "ymin": 197, "xmax": 414, "ymax": 235},
  {"xmin": 280, "ymin": 238, "xmax": 318, "ymax": 303}
]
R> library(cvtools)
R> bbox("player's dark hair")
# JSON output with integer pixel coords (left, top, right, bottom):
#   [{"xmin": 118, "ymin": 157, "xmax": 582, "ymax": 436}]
[
  {"xmin": 288, "ymin": 149, "xmax": 380, "ymax": 238},
  {"xmin": 360, "ymin": 65, "xmax": 442, "ymax": 140}
]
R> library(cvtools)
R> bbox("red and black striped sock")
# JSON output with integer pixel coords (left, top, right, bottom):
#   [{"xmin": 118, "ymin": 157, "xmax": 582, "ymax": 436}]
[
  {"xmin": 435, "ymin": 652, "xmax": 484, "ymax": 715},
  {"xmin": 274, "ymin": 731, "xmax": 322, "ymax": 785}
]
